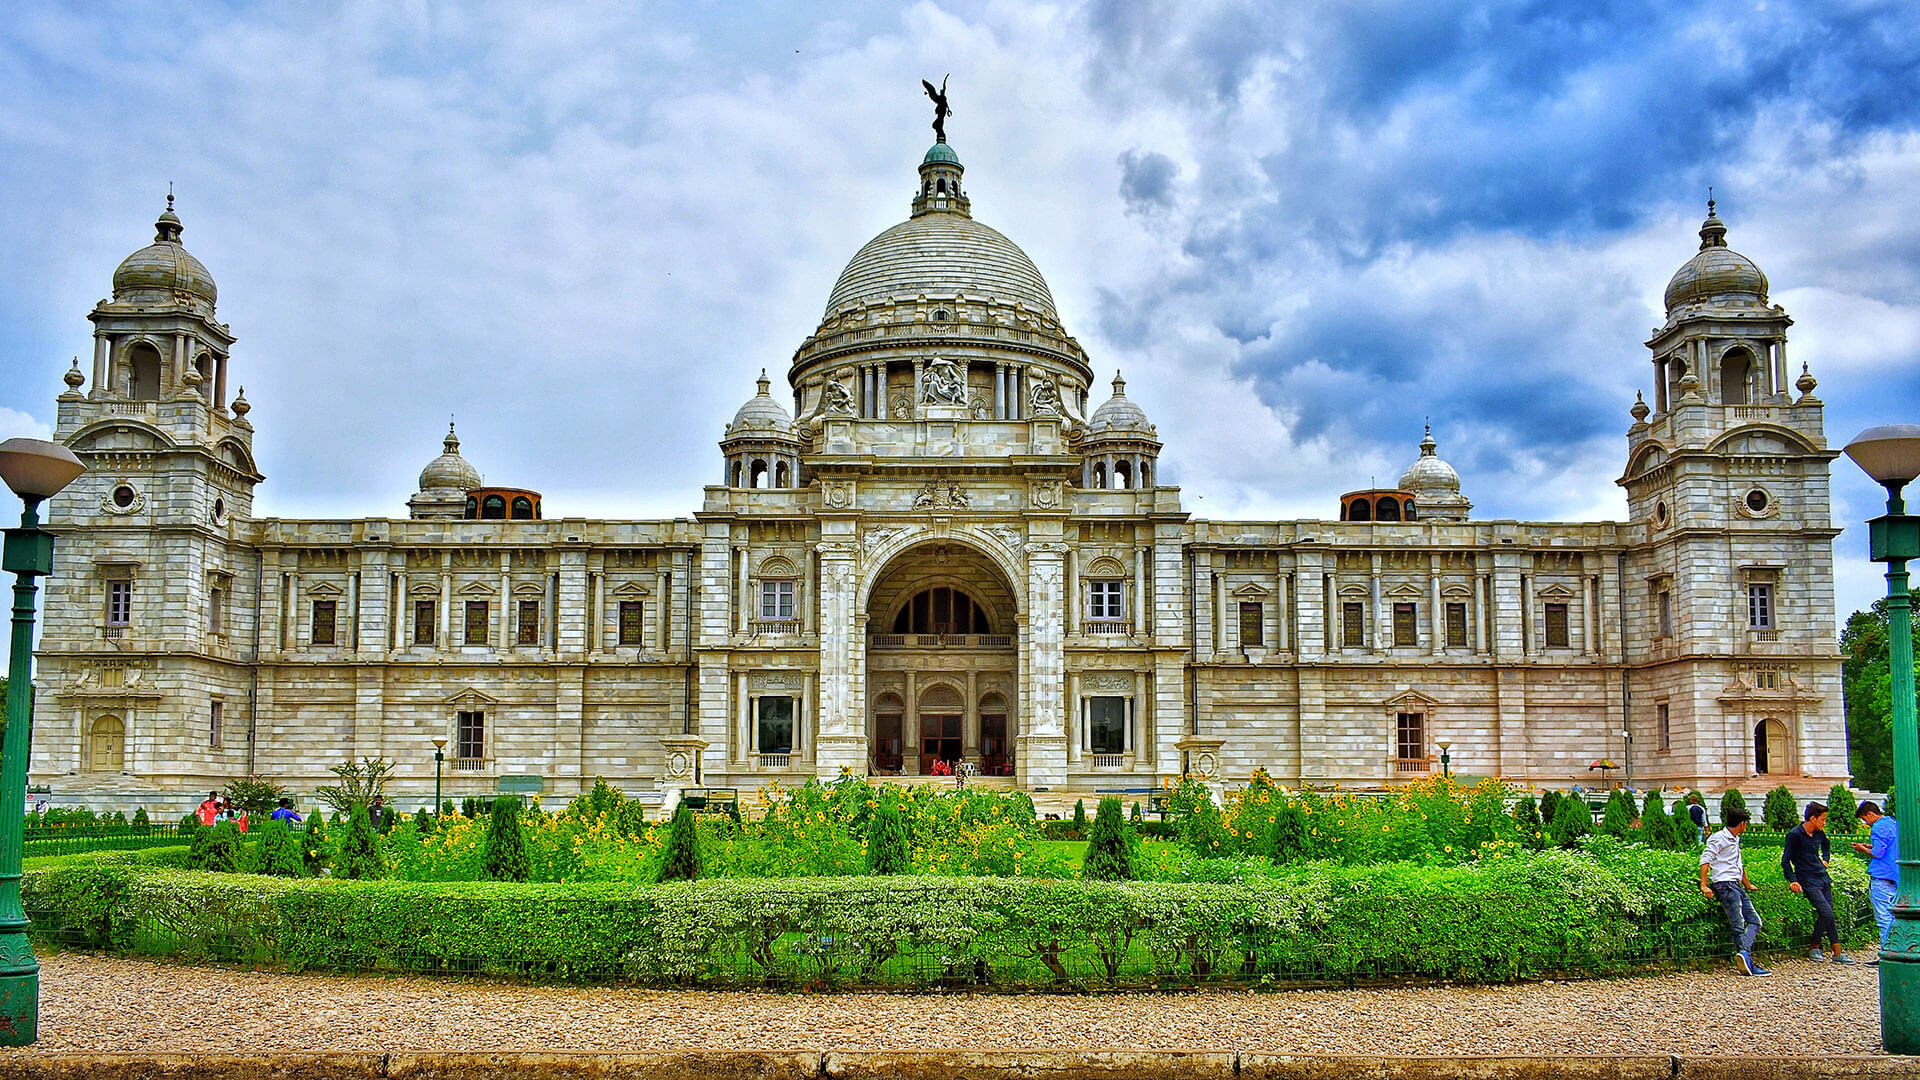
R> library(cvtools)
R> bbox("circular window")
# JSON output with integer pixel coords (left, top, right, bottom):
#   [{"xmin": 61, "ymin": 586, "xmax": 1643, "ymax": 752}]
[
  {"xmin": 1745, "ymin": 489, "xmax": 1771, "ymax": 513},
  {"xmin": 211, "ymin": 496, "xmax": 227, "ymax": 523},
  {"xmin": 1655, "ymin": 500, "xmax": 1669, "ymax": 526},
  {"xmin": 112, "ymin": 485, "xmax": 136, "ymax": 509}
]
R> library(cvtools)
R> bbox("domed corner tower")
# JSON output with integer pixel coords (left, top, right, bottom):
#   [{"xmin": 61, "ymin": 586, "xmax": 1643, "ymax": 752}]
[
  {"xmin": 1077, "ymin": 371, "xmax": 1161, "ymax": 490},
  {"xmin": 409, "ymin": 421, "xmax": 484, "ymax": 519},
  {"xmin": 35, "ymin": 196, "xmax": 266, "ymax": 797},
  {"xmin": 718, "ymin": 370, "xmax": 803, "ymax": 490},
  {"xmin": 786, "ymin": 135, "xmax": 1094, "ymax": 465},
  {"xmin": 1618, "ymin": 200, "xmax": 1846, "ymax": 788},
  {"xmin": 1397, "ymin": 426, "xmax": 1471, "ymax": 522}
]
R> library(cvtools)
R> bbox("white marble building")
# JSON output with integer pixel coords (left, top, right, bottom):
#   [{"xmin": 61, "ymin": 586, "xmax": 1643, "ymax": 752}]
[{"xmin": 29, "ymin": 140, "xmax": 1847, "ymax": 809}]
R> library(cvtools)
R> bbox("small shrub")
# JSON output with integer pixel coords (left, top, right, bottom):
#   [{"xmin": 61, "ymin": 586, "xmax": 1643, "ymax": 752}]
[
  {"xmin": 414, "ymin": 808, "xmax": 434, "ymax": 834},
  {"xmin": 131, "ymin": 807, "xmax": 149, "ymax": 827},
  {"xmin": 483, "ymin": 796, "xmax": 531, "ymax": 882},
  {"xmin": 1763, "ymin": 785, "xmax": 1799, "ymax": 831},
  {"xmin": 462, "ymin": 797, "xmax": 479, "ymax": 818},
  {"xmin": 255, "ymin": 819, "xmax": 305, "ymax": 877},
  {"xmin": 188, "ymin": 821, "xmax": 242, "ymax": 873},
  {"xmin": 1082, "ymin": 797, "xmax": 1134, "ymax": 881},
  {"xmin": 224, "ymin": 775, "xmax": 290, "ymax": 817},
  {"xmin": 1548, "ymin": 792, "xmax": 1590, "ymax": 848},
  {"xmin": 1539, "ymin": 790, "xmax": 1564, "ymax": 827},
  {"xmin": 1827, "ymin": 786, "xmax": 1859, "ymax": 834},
  {"xmin": 336, "ymin": 804, "xmax": 385, "ymax": 880},
  {"xmin": 110, "ymin": 810, "xmax": 128, "ymax": 826},
  {"xmin": 442, "ymin": 800, "xmax": 457, "ymax": 817},
  {"xmin": 1721, "ymin": 788, "xmax": 1747, "ymax": 826},
  {"xmin": 301, "ymin": 814, "xmax": 330, "ymax": 876},
  {"xmin": 1130, "ymin": 802, "xmax": 1144, "ymax": 825},
  {"xmin": 378, "ymin": 807, "xmax": 398, "ymax": 835},
  {"xmin": 866, "ymin": 791, "xmax": 911, "ymax": 876},
  {"xmin": 177, "ymin": 813, "xmax": 199, "ymax": 837},
  {"xmin": 1600, "ymin": 790, "xmax": 1636, "ymax": 838},
  {"xmin": 315, "ymin": 757, "xmax": 395, "ymax": 815},
  {"xmin": 1072, "ymin": 799, "xmax": 1088, "ymax": 833},
  {"xmin": 656, "ymin": 804, "xmax": 701, "ymax": 882},
  {"xmin": 1638, "ymin": 790, "xmax": 1674, "ymax": 851}
]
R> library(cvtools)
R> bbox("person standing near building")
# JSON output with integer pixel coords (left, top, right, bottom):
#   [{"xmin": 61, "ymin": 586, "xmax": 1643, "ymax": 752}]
[
  {"xmin": 1852, "ymin": 801, "xmax": 1899, "ymax": 962},
  {"xmin": 196, "ymin": 791, "xmax": 220, "ymax": 828},
  {"xmin": 1783, "ymin": 801, "xmax": 1852, "ymax": 963},
  {"xmin": 269, "ymin": 797, "xmax": 303, "ymax": 827},
  {"xmin": 1686, "ymin": 792, "xmax": 1709, "ymax": 845},
  {"xmin": 1701, "ymin": 807, "xmax": 1770, "ymax": 976}
]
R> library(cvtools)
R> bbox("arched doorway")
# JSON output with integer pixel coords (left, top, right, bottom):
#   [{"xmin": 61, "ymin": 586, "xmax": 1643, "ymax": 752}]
[
  {"xmin": 1754, "ymin": 718, "xmax": 1789, "ymax": 775},
  {"xmin": 865, "ymin": 539, "xmax": 1020, "ymax": 777},
  {"xmin": 90, "ymin": 716, "xmax": 125, "ymax": 772}
]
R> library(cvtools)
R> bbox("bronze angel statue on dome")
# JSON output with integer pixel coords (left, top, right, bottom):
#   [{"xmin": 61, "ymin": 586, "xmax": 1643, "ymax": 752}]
[{"xmin": 922, "ymin": 75, "xmax": 951, "ymax": 142}]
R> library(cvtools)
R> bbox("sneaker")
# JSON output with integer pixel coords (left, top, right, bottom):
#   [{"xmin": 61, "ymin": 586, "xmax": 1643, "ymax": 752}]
[
  {"xmin": 1808, "ymin": 949, "xmax": 1828, "ymax": 962},
  {"xmin": 1868, "ymin": 955, "xmax": 1881, "ymax": 966},
  {"xmin": 1735, "ymin": 952, "xmax": 1754, "ymax": 976},
  {"xmin": 1749, "ymin": 959, "xmax": 1774, "ymax": 976},
  {"xmin": 1832, "ymin": 952, "xmax": 1857, "ymax": 965}
]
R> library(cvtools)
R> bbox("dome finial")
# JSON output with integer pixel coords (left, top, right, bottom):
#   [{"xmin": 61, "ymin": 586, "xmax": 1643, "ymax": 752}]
[
  {"xmin": 154, "ymin": 186, "xmax": 184, "ymax": 244},
  {"xmin": 444, "ymin": 418, "xmax": 460, "ymax": 454},
  {"xmin": 1113, "ymin": 369, "xmax": 1126, "ymax": 395},
  {"xmin": 1419, "ymin": 421, "xmax": 1437, "ymax": 456},
  {"xmin": 1698, "ymin": 192, "xmax": 1727, "ymax": 250},
  {"xmin": 756, "ymin": 368, "xmax": 771, "ymax": 395}
]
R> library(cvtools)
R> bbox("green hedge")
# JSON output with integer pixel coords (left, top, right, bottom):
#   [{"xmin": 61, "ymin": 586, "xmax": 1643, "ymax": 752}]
[{"xmin": 21, "ymin": 842, "xmax": 1872, "ymax": 989}]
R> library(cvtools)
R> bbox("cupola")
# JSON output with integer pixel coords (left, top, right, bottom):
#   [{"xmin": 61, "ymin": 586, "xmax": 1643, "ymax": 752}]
[
  {"xmin": 1396, "ymin": 426, "xmax": 1472, "ymax": 521},
  {"xmin": 409, "ymin": 422, "xmax": 482, "ymax": 519},
  {"xmin": 720, "ymin": 370, "xmax": 803, "ymax": 489},
  {"xmin": 112, "ymin": 194, "xmax": 218, "ymax": 307},
  {"xmin": 1078, "ymin": 371, "xmax": 1161, "ymax": 490}
]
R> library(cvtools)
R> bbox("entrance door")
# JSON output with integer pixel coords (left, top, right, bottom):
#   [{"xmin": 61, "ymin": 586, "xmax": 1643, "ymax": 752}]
[
  {"xmin": 90, "ymin": 716, "xmax": 125, "ymax": 772},
  {"xmin": 1755, "ymin": 719, "xmax": 1788, "ymax": 775},
  {"xmin": 921, "ymin": 714, "xmax": 962, "ymax": 772}
]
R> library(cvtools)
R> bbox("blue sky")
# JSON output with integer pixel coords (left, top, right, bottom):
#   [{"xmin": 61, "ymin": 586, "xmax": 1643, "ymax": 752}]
[{"xmin": 2, "ymin": 0, "xmax": 1917, "ymax": 624}]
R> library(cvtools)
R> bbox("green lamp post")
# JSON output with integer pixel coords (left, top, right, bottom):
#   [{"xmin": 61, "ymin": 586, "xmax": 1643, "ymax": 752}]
[
  {"xmin": 433, "ymin": 736, "xmax": 447, "ymax": 817},
  {"xmin": 0, "ymin": 438, "xmax": 87, "ymax": 1047},
  {"xmin": 1436, "ymin": 739, "xmax": 1452, "ymax": 781},
  {"xmin": 1843, "ymin": 424, "xmax": 1920, "ymax": 1053}
]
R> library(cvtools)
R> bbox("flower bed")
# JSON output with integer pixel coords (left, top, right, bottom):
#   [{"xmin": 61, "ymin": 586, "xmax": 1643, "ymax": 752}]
[{"xmin": 23, "ymin": 841, "xmax": 1871, "ymax": 990}]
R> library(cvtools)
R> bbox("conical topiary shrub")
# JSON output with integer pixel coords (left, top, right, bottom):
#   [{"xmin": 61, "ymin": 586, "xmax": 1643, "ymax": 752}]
[
  {"xmin": 1638, "ymin": 790, "xmax": 1675, "ymax": 850},
  {"xmin": 301, "ymin": 813, "xmax": 330, "ymax": 876},
  {"xmin": 336, "ymin": 804, "xmax": 385, "ymax": 880},
  {"xmin": 657, "ymin": 803, "xmax": 702, "ymax": 882},
  {"xmin": 1082, "ymin": 796, "xmax": 1134, "ymax": 881},
  {"xmin": 1721, "ymin": 788, "xmax": 1747, "ymax": 827},
  {"xmin": 866, "ymin": 790, "xmax": 912, "ymax": 875},
  {"xmin": 1072, "ymin": 798, "xmax": 1088, "ymax": 834},
  {"xmin": 1539, "ymin": 790, "xmax": 1563, "ymax": 828},
  {"xmin": 131, "ymin": 807, "xmax": 149, "ymax": 827},
  {"xmin": 484, "ymin": 796, "xmax": 531, "ymax": 882},
  {"xmin": 190, "ymin": 820, "xmax": 242, "ymax": 873},
  {"xmin": 256, "ymin": 818, "xmax": 305, "ymax": 877},
  {"xmin": 1827, "ymin": 785, "xmax": 1858, "ymax": 835},
  {"xmin": 1548, "ymin": 791, "xmax": 1591, "ymax": 848},
  {"xmin": 1600, "ymin": 790, "xmax": 1637, "ymax": 838},
  {"xmin": 1763, "ymin": 785, "xmax": 1799, "ymax": 831}
]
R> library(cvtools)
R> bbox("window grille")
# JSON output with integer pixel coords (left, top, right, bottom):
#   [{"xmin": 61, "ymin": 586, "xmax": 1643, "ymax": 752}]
[
  {"xmin": 107, "ymin": 581, "xmax": 132, "ymax": 626},
  {"xmin": 1746, "ymin": 583, "xmax": 1775, "ymax": 630},
  {"xmin": 619, "ymin": 601, "xmax": 644, "ymax": 645},
  {"xmin": 311, "ymin": 600, "xmax": 337, "ymax": 646},
  {"xmin": 414, "ymin": 600, "xmax": 436, "ymax": 645},
  {"xmin": 1392, "ymin": 603, "xmax": 1417, "ymax": 647},
  {"xmin": 464, "ymin": 601, "xmax": 489, "ymax": 645},
  {"xmin": 517, "ymin": 599, "xmax": 540, "ymax": 645},
  {"xmin": 1395, "ymin": 712, "xmax": 1425, "ymax": 761},
  {"xmin": 1238, "ymin": 602, "xmax": 1263, "ymax": 647},
  {"xmin": 1445, "ymin": 602, "xmax": 1467, "ymax": 648},
  {"xmin": 1544, "ymin": 603, "xmax": 1570, "ymax": 649},
  {"xmin": 1342, "ymin": 602, "xmax": 1365, "ymax": 648},
  {"xmin": 760, "ymin": 581, "xmax": 795, "ymax": 620},
  {"xmin": 1088, "ymin": 581, "xmax": 1124, "ymax": 621}
]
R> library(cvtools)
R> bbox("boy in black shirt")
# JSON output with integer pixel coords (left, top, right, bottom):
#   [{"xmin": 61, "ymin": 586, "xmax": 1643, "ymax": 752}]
[{"xmin": 1782, "ymin": 801, "xmax": 1852, "ymax": 963}]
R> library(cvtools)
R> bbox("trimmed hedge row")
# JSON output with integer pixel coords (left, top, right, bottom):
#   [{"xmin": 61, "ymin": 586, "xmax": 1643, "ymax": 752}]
[{"xmin": 22, "ymin": 843, "xmax": 1872, "ymax": 989}]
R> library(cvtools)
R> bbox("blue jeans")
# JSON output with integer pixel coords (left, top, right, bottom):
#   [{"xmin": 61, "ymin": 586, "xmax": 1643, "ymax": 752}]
[
  {"xmin": 1712, "ymin": 881, "xmax": 1761, "ymax": 955},
  {"xmin": 1801, "ymin": 877, "xmax": 1839, "ymax": 948},
  {"xmin": 1872, "ymin": 877, "xmax": 1897, "ymax": 948}
]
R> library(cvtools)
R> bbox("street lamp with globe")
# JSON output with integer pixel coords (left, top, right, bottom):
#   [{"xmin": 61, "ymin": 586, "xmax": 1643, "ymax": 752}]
[
  {"xmin": 433, "ymin": 737, "xmax": 448, "ymax": 818},
  {"xmin": 0, "ymin": 437, "xmax": 87, "ymax": 1046},
  {"xmin": 1843, "ymin": 424, "xmax": 1920, "ymax": 1053},
  {"xmin": 1436, "ymin": 739, "xmax": 1452, "ymax": 780}
]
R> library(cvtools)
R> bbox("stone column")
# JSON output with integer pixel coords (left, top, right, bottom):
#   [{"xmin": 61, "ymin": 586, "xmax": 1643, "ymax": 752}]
[
  {"xmin": 497, "ymin": 569, "xmax": 510, "ymax": 649},
  {"xmin": 965, "ymin": 670, "xmax": 980, "ymax": 761},
  {"xmin": 214, "ymin": 356, "xmax": 228, "ymax": 410},
  {"xmin": 591, "ymin": 573, "xmax": 605, "ymax": 654},
  {"xmin": 1137, "ymin": 549, "xmax": 1149, "ymax": 636},
  {"xmin": 1019, "ymin": 540, "xmax": 1069, "ymax": 786},
  {"xmin": 438, "ymin": 556, "xmax": 452, "ymax": 646},
  {"xmin": 346, "ymin": 572, "xmax": 360, "ymax": 651},
  {"xmin": 1129, "ymin": 671, "xmax": 1144, "ymax": 767},
  {"xmin": 392, "ymin": 570, "xmax": 407, "ymax": 650},
  {"xmin": 912, "ymin": 360, "xmax": 925, "ymax": 414},
  {"xmin": 877, "ymin": 365, "xmax": 889, "ymax": 420},
  {"xmin": 1370, "ymin": 558, "xmax": 1384, "ymax": 652},
  {"xmin": 1066, "ymin": 672, "xmax": 1081, "ymax": 764},
  {"xmin": 91, "ymin": 335, "xmax": 109, "ymax": 398},
  {"xmin": 811, "ymin": 539, "xmax": 866, "ymax": 777},
  {"xmin": 284, "ymin": 570, "xmax": 299, "ymax": 650},
  {"xmin": 1430, "ymin": 576, "xmax": 1443, "ymax": 655},
  {"xmin": 1064, "ymin": 549, "xmax": 1078, "ymax": 636},
  {"xmin": 737, "ymin": 671, "xmax": 751, "ymax": 764},
  {"xmin": 904, "ymin": 671, "xmax": 919, "ymax": 775},
  {"xmin": 172, "ymin": 333, "xmax": 187, "ymax": 394},
  {"xmin": 1520, "ymin": 574, "xmax": 1535, "ymax": 656}
]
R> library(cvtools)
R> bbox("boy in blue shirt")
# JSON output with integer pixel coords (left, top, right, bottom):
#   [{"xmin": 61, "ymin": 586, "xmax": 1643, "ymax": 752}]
[{"xmin": 1852, "ymin": 801, "xmax": 1899, "ymax": 962}]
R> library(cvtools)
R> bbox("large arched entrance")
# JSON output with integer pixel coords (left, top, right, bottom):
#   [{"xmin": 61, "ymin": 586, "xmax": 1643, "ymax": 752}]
[
  {"xmin": 1754, "ymin": 718, "xmax": 1789, "ymax": 775},
  {"xmin": 865, "ymin": 540, "xmax": 1019, "ymax": 777}
]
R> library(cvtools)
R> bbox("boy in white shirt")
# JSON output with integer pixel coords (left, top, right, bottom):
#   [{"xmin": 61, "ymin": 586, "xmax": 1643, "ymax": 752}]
[{"xmin": 1699, "ymin": 807, "xmax": 1770, "ymax": 976}]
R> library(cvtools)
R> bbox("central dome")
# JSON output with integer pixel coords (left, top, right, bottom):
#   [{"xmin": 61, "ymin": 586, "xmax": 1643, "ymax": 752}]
[{"xmin": 824, "ymin": 213, "xmax": 1057, "ymax": 319}]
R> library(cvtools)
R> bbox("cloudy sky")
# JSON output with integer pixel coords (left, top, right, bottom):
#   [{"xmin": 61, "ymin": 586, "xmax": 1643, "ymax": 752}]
[{"xmin": 2, "ymin": 1, "xmax": 1916, "ymax": 625}]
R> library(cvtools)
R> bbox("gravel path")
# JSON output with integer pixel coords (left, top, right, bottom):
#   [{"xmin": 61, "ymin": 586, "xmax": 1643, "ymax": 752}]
[{"xmin": 4, "ymin": 951, "xmax": 1885, "ymax": 1056}]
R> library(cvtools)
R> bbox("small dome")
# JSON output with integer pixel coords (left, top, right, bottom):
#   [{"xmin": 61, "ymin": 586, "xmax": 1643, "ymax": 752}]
[
  {"xmin": 1663, "ymin": 202, "xmax": 1767, "ymax": 312},
  {"xmin": 1398, "ymin": 426, "xmax": 1472, "ymax": 521},
  {"xmin": 419, "ymin": 422, "xmax": 483, "ymax": 492},
  {"xmin": 825, "ymin": 213, "xmax": 1057, "ymax": 320},
  {"xmin": 1087, "ymin": 371, "xmax": 1155, "ymax": 436},
  {"xmin": 112, "ymin": 197, "xmax": 217, "ymax": 305},
  {"xmin": 923, "ymin": 141, "xmax": 960, "ymax": 165},
  {"xmin": 726, "ymin": 370, "xmax": 797, "ymax": 437}
]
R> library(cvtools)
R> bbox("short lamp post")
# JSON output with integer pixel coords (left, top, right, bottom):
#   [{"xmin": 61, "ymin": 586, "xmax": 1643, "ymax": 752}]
[
  {"xmin": 1843, "ymin": 424, "xmax": 1920, "ymax": 1054},
  {"xmin": 432, "ymin": 737, "xmax": 447, "ymax": 817},
  {"xmin": 1436, "ymin": 739, "xmax": 1452, "ymax": 780},
  {"xmin": 0, "ymin": 438, "xmax": 87, "ymax": 1047}
]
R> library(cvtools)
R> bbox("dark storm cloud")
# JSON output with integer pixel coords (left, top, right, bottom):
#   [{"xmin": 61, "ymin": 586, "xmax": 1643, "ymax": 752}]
[{"xmin": 1118, "ymin": 148, "xmax": 1178, "ymax": 211}]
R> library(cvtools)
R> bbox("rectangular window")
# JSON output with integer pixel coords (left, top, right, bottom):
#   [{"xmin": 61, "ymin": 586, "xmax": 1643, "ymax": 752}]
[
  {"xmin": 106, "ymin": 581, "xmax": 132, "ymax": 626},
  {"xmin": 1088, "ymin": 696, "xmax": 1128, "ymax": 755},
  {"xmin": 311, "ymin": 600, "xmax": 337, "ymax": 646},
  {"xmin": 1658, "ymin": 703, "xmax": 1671, "ymax": 752},
  {"xmin": 1544, "ymin": 602, "xmax": 1570, "ymax": 649},
  {"xmin": 207, "ymin": 586, "xmax": 224, "ymax": 635},
  {"xmin": 455, "ymin": 710, "xmax": 484, "ymax": 760},
  {"xmin": 1445, "ymin": 602, "xmax": 1468, "ymax": 648},
  {"xmin": 1747, "ymin": 583, "xmax": 1775, "ymax": 630},
  {"xmin": 1657, "ymin": 590, "xmax": 1672, "ymax": 638},
  {"xmin": 464, "ymin": 601, "xmax": 489, "ymax": 645},
  {"xmin": 756, "ymin": 696, "xmax": 795, "ymax": 755},
  {"xmin": 1392, "ymin": 603, "xmax": 1417, "ymax": 647},
  {"xmin": 619, "ymin": 600, "xmax": 644, "ymax": 645},
  {"xmin": 1088, "ymin": 581, "xmax": 1124, "ymax": 620},
  {"xmin": 413, "ymin": 599, "xmax": 436, "ymax": 645},
  {"xmin": 1342, "ymin": 602, "xmax": 1365, "ymax": 648},
  {"xmin": 516, "ymin": 599, "xmax": 540, "ymax": 645},
  {"xmin": 1395, "ymin": 712, "xmax": 1424, "ymax": 761},
  {"xmin": 760, "ymin": 580, "xmax": 795, "ymax": 620},
  {"xmin": 210, "ymin": 700, "xmax": 223, "ymax": 749},
  {"xmin": 1238, "ymin": 602, "xmax": 1263, "ymax": 647}
]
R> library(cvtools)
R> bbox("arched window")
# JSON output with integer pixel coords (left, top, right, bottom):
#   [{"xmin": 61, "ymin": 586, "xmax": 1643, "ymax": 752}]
[
  {"xmin": 1113, "ymin": 460, "xmax": 1133, "ymax": 489},
  {"xmin": 749, "ymin": 460, "xmax": 770, "ymax": 488},
  {"xmin": 1720, "ymin": 349, "xmax": 1753, "ymax": 405},
  {"xmin": 1139, "ymin": 461, "xmax": 1151, "ymax": 488},
  {"xmin": 510, "ymin": 497, "xmax": 534, "ymax": 519},
  {"xmin": 937, "ymin": 177, "xmax": 947, "ymax": 194},
  {"xmin": 891, "ymin": 586, "xmax": 992, "ymax": 635},
  {"xmin": 873, "ymin": 692, "xmax": 905, "ymax": 773},
  {"xmin": 730, "ymin": 461, "xmax": 743, "ymax": 488},
  {"xmin": 90, "ymin": 716, "xmax": 126, "ymax": 772},
  {"xmin": 1091, "ymin": 462, "xmax": 1107, "ymax": 488},
  {"xmin": 1376, "ymin": 497, "xmax": 1401, "ymax": 522},
  {"xmin": 464, "ymin": 496, "xmax": 478, "ymax": 517},
  {"xmin": 1348, "ymin": 498, "xmax": 1372, "ymax": 522},
  {"xmin": 126, "ymin": 343, "xmax": 163, "ymax": 401},
  {"xmin": 774, "ymin": 461, "xmax": 791, "ymax": 488},
  {"xmin": 193, "ymin": 353, "xmax": 214, "ymax": 401},
  {"xmin": 481, "ymin": 494, "xmax": 506, "ymax": 519}
]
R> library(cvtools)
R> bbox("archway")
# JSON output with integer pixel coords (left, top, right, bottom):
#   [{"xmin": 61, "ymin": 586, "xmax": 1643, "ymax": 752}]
[
  {"xmin": 90, "ymin": 716, "xmax": 125, "ymax": 772},
  {"xmin": 1754, "ymin": 718, "xmax": 1789, "ymax": 775},
  {"xmin": 864, "ymin": 539, "xmax": 1020, "ymax": 777}
]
